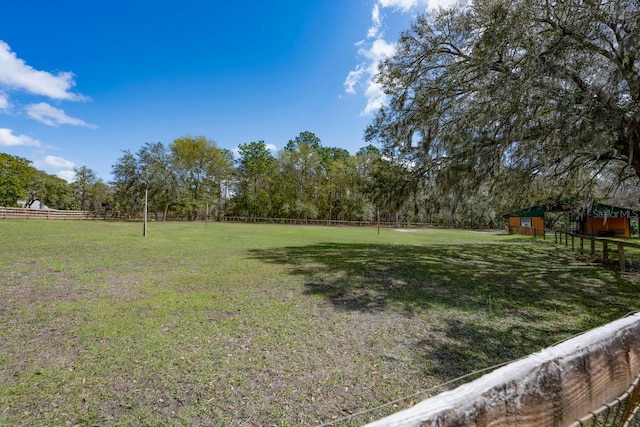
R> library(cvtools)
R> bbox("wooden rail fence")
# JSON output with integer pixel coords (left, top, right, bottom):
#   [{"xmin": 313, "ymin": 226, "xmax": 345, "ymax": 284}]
[
  {"xmin": 0, "ymin": 207, "xmax": 93, "ymax": 220},
  {"xmin": 553, "ymin": 230, "xmax": 640, "ymax": 272},
  {"xmin": 508, "ymin": 225, "xmax": 546, "ymax": 238},
  {"xmin": 367, "ymin": 313, "xmax": 640, "ymax": 427},
  {"xmin": 221, "ymin": 216, "xmax": 439, "ymax": 228}
]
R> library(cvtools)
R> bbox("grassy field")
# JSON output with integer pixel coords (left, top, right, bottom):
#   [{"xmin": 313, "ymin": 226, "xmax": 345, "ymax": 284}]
[{"xmin": 1, "ymin": 221, "xmax": 639, "ymax": 426}]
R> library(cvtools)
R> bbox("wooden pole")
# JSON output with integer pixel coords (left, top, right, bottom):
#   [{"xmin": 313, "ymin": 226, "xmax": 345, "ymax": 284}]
[
  {"xmin": 603, "ymin": 241, "xmax": 608, "ymax": 264},
  {"xmin": 618, "ymin": 243, "xmax": 625, "ymax": 272},
  {"xmin": 580, "ymin": 237, "xmax": 584, "ymax": 255},
  {"xmin": 143, "ymin": 189, "xmax": 148, "ymax": 237}
]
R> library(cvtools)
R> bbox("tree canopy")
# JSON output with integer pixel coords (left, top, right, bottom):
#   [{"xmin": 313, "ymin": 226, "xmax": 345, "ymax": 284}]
[
  {"xmin": 366, "ymin": 0, "xmax": 640, "ymax": 210},
  {"xmin": 0, "ymin": 153, "xmax": 75, "ymax": 209}
]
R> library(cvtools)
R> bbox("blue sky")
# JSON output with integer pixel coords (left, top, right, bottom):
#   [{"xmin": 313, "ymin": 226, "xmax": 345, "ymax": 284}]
[{"xmin": 1, "ymin": 0, "xmax": 453, "ymax": 182}]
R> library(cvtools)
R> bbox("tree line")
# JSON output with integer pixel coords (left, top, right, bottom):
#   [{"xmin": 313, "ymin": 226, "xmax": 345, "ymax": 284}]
[
  {"xmin": 110, "ymin": 131, "xmax": 497, "ymax": 226},
  {"xmin": 3, "ymin": 128, "xmax": 637, "ymax": 229},
  {"xmin": 0, "ymin": 152, "xmax": 110, "ymax": 212},
  {"xmin": 0, "ymin": 131, "xmax": 503, "ymax": 227}
]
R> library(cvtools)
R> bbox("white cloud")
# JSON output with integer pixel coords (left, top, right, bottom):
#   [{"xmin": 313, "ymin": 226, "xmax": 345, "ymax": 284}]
[
  {"xmin": 265, "ymin": 143, "xmax": 277, "ymax": 152},
  {"xmin": 346, "ymin": 0, "xmax": 460, "ymax": 115},
  {"xmin": 427, "ymin": 0, "xmax": 458, "ymax": 11},
  {"xmin": 42, "ymin": 155, "xmax": 76, "ymax": 169},
  {"xmin": 368, "ymin": 4, "xmax": 382, "ymax": 38},
  {"xmin": 344, "ymin": 65, "xmax": 366, "ymax": 95},
  {"xmin": 57, "ymin": 169, "xmax": 77, "ymax": 182},
  {"xmin": 32, "ymin": 156, "xmax": 78, "ymax": 182},
  {"xmin": 0, "ymin": 92, "xmax": 9, "ymax": 111},
  {"xmin": 379, "ymin": 0, "xmax": 420, "ymax": 12},
  {"xmin": 362, "ymin": 38, "xmax": 396, "ymax": 62},
  {"xmin": 0, "ymin": 128, "xmax": 41, "ymax": 147},
  {"xmin": 345, "ymin": 1, "xmax": 408, "ymax": 115},
  {"xmin": 346, "ymin": 37, "xmax": 397, "ymax": 115},
  {"xmin": 26, "ymin": 102, "xmax": 97, "ymax": 129},
  {"xmin": 0, "ymin": 41, "xmax": 87, "ymax": 101},
  {"xmin": 362, "ymin": 82, "xmax": 387, "ymax": 116},
  {"xmin": 348, "ymin": 0, "xmax": 459, "ymax": 114}
]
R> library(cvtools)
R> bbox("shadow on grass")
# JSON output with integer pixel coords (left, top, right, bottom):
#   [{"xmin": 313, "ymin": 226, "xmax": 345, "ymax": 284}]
[{"xmin": 249, "ymin": 239, "xmax": 640, "ymax": 381}]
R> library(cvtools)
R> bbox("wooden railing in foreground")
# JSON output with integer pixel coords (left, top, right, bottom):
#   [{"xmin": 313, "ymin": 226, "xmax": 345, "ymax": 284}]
[
  {"xmin": 367, "ymin": 313, "xmax": 640, "ymax": 427},
  {"xmin": 554, "ymin": 230, "xmax": 640, "ymax": 272},
  {"xmin": 0, "ymin": 207, "xmax": 93, "ymax": 220}
]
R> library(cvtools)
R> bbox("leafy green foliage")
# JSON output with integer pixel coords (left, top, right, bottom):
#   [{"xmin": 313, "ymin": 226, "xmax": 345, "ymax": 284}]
[
  {"xmin": 367, "ymin": 0, "xmax": 640, "ymax": 212},
  {"xmin": 230, "ymin": 132, "xmax": 377, "ymax": 221},
  {"xmin": 0, "ymin": 153, "xmax": 34, "ymax": 206},
  {"xmin": 71, "ymin": 166, "xmax": 110, "ymax": 212},
  {"xmin": 233, "ymin": 141, "xmax": 277, "ymax": 217},
  {"xmin": 170, "ymin": 136, "xmax": 234, "ymax": 219},
  {"xmin": 111, "ymin": 137, "xmax": 234, "ymax": 220},
  {"xmin": 0, "ymin": 153, "xmax": 77, "ymax": 209}
]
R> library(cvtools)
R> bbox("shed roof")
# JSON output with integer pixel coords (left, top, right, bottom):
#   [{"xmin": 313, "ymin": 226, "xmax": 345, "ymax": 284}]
[
  {"xmin": 503, "ymin": 206, "xmax": 545, "ymax": 218},
  {"xmin": 504, "ymin": 202, "xmax": 640, "ymax": 220}
]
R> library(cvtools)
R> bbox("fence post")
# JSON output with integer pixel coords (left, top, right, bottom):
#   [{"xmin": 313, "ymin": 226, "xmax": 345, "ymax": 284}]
[
  {"xmin": 555, "ymin": 232, "xmax": 558, "ymax": 244},
  {"xmin": 571, "ymin": 234, "xmax": 575, "ymax": 251},
  {"xmin": 580, "ymin": 237, "xmax": 584, "ymax": 255},
  {"xmin": 603, "ymin": 241, "xmax": 608, "ymax": 264},
  {"xmin": 590, "ymin": 239, "xmax": 595, "ymax": 258},
  {"xmin": 618, "ymin": 243, "xmax": 625, "ymax": 272}
]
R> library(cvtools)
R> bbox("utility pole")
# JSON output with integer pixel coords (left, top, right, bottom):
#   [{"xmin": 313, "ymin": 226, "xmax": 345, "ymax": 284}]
[{"xmin": 143, "ymin": 189, "xmax": 148, "ymax": 237}]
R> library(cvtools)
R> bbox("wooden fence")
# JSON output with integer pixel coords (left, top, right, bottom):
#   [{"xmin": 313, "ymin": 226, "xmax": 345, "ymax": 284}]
[
  {"xmin": 508, "ymin": 225, "xmax": 546, "ymax": 238},
  {"xmin": 367, "ymin": 313, "xmax": 640, "ymax": 427},
  {"xmin": 0, "ymin": 207, "xmax": 93, "ymax": 220},
  {"xmin": 221, "ymin": 216, "xmax": 439, "ymax": 228},
  {"xmin": 553, "ymin": 230, "xmax": 640, "ymax": 272},
  {"xmin": 0, "ymin": 209, "xmax": 442, "ymax": 228}
]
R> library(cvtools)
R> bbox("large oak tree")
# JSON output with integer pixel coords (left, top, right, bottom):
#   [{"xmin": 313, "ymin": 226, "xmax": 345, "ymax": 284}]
[{"xmin": 367, "ymin": 0, "xmax": 640, "ymax": 209}]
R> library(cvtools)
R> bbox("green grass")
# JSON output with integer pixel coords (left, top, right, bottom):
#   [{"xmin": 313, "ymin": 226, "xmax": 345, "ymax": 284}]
[{"xmin": 1, "ymin": 221, "xmax": 639, "ymax": 426}]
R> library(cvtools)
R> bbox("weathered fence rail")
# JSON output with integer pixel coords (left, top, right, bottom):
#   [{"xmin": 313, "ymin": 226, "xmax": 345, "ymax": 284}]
[
  {"xmin": 508, "ymin": 225, "xmax": 546, "ymax": 238},
  {"xmin": 367, "ymin": 313, "xmax": 640, "ymax": 427},
  {"xmin": 554, "ymin": 230, "xmax": 640, "ymax": 272},
  {"xmin": 221, "ymin": 216, "xmax": 440, "ymax": 228},
  {"xmin": 0, "ymin": 207, "xmax": 93, "ymax": 220}
]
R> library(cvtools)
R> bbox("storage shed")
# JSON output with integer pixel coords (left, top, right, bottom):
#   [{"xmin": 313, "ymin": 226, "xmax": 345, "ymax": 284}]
[
  {"xmin": 578, "ymin": 203, "xmax": 639, "ymax": 238},
  {"xmin": 505, "ymin": 206, "xmax": 545, "ymax": 236}
]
